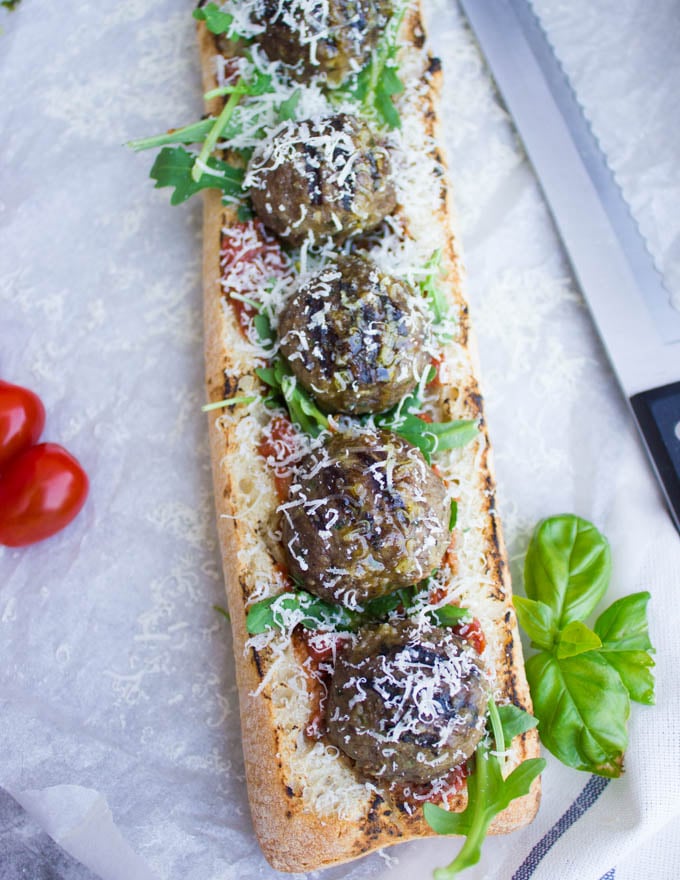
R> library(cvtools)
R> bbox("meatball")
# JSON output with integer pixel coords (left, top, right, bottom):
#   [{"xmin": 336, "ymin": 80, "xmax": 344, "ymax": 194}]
[
  {"xmin": 252, "ymin": 0, "xmax": 393, "ymax": 85},
  {"xmin": 280, "ymin": 430, "xmax": 450, "ymax": 605},
  {"xmin": 326, "ymin": 621, "xmax": 489, "ymax": 784},
  {"xmin": 246, "ymin": 114, "xmax": 396, "ymax": 245},
  {"xmin": 279, "ymin": 256, "xmax": 431, "ymax": 414}
]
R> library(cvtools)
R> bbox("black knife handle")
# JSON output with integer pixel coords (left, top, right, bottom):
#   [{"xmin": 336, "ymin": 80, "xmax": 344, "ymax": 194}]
[{"xmin": 630, "ymin": 381, "xmax": 680, "ymax": 534}]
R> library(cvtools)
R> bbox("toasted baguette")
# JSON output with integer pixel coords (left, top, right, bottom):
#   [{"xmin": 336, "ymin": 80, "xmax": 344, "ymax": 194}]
[{"xmin": 200, "ymin": 2, "xmax": 541, "ymax": 872}]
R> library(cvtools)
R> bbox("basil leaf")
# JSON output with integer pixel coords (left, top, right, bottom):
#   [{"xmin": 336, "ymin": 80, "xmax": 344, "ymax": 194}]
[
  {"xmin": 594, "ymin": 591, "xmax": 653, "ymax": 652},
  {"xmin": 513, "ymin": 596, "xmax": 557, "ymax": 651},
  {"xmin": 594, "ymin": 592, "xmax": 655, "ymax": 704},
  {"xmin": 448, "ymin": 499, "xmax": 458, "ymax": 531},
  {"xmin": 149, "ymin": 146, "xmax": 244, "ymax": 206},
  {"xmin": 425, "ymin": 747, "xmax": 545, "ymax": 878},
  {"xmin": 526, "ymin": 651, "xmax": 629, "ymax": 777},
  {"xmin": 253, "ymin": 313, "xmax": 274, "ymax": 347},
  {"xmin": 524, "ymin": 514, "xmax": 612, "ymax": 627},
  {"xmin": 555, "ymin": 620, "xmax": 602, "ymax": 659},
  {"xmin": 497, "ymin": 704, "xmax": 539, "ymax": 743},
  {"xmin": 361, "ymin": 587, "xmax": 414, "ymax": 620},
  {"xmin": 598, "ymin": 651, "xmax": 655, "ymax": 705}
]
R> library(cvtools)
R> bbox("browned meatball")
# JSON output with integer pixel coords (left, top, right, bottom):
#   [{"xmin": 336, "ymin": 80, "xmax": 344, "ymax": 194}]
[
  {"xmin": 280, "ymin": 430, "xmax": 450, "ymax": 605},
  {"xmin": 279, "ymin": 256, "xmax": 431, "ymax": 414},
  {"xmin": 326, "ymin": 620, "xmax": 489, "ymax": 783},
  {"xmin": 246, "ymin": 114, "xmax": 396, "ymax": 245},
  {"xmin": 252, "ymin": 0, "xmax": 393, "ymax": 85}
]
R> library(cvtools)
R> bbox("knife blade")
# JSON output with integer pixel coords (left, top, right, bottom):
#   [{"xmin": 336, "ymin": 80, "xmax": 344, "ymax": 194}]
[{"xmin": 458, "ymin": 0, "xmax": 680, "ymax": 532}]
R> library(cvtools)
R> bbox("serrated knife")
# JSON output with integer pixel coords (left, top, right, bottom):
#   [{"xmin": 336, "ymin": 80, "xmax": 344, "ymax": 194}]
[{"xmin": 459, "ymin": 0, "xmax": 680, "ymax": 533}]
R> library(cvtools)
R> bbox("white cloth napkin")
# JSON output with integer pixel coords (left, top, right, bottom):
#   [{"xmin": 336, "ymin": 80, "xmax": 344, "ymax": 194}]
[{"xmin": 1, "ymin": 0, "xmax": 678, "ymax": 878}]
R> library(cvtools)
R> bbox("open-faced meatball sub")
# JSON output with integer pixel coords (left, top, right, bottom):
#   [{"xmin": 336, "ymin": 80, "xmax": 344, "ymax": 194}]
[{"xmin": 158, "ymin": 0, "xmax": 546, "ymax": 871}]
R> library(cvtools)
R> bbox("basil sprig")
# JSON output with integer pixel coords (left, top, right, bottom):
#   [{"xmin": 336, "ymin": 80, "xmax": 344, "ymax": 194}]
[
  {"xmin": 515, "ymin": 514, "xmax": 655, "ymax": 777},
  {"xmin": 424, "ymin": 701, "xmax": 544, "ymax": 879}
]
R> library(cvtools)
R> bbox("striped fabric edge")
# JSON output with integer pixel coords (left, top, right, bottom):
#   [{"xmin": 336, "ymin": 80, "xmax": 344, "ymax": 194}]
[{"xmin": 511, "ymin": 775, "xmax": 614, "ymax": 880}]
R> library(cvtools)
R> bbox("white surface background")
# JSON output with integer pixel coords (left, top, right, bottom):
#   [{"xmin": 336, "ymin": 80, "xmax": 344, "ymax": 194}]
[{"xmin": 1, "ymin": 1, "xmax": 679, "ymax": 878}]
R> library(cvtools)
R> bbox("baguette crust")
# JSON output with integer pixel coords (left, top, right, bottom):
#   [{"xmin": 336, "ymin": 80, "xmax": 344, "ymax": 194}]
[{"xmin": 201, "ymin": 3, "xmax": 541, "ymax": 871}]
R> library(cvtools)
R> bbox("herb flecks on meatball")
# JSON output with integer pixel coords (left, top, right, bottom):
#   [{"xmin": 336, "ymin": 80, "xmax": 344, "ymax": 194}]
[
  {"xmin": 280, "ymin": 430, "xmax": 450, "ymax": 606},
  {"xmin": 279, "ymin": 256, "xmax": 431, "ymax": 414},
  {"xmin": 326, "ymin": 620, "xmax": 489, "ymax": 784},
  {"xmin": 253, "ymin": 0, "xmax": 393, "ymax": 85},
  {"xmin": 246, "ymin": 114, "xmax": 396, "ymax": 245}
]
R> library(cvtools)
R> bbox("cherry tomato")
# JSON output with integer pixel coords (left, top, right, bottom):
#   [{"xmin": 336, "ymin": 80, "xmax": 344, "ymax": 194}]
[
  {"xmin": 0, "ymin": 380, "xmax": 46, "ymax": 471},
  {"xmin": 0, "ymin": 443, "xmax": 89, "ymax": 547}
]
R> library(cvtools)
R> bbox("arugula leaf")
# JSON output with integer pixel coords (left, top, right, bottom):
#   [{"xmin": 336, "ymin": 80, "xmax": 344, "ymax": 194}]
[
  {"xmin": 149, "ymin": 146, "xmax": 244, "ymax": 206},
  {"xmin": 524, "ymin": 514, "xmax": 612, "ymax": 627},
  {"xmin": 526, "ymin": 651, "xmax": 629, "ymax": 777},
  {"xmin": 424, "ymin": 748, "xmax": 545, "ymax": 878},
  {"xmin": 431, "ymin": 604, "xmax": 469, "ymax": 627},
  {"xmin": 128, "ymin": 119, "xmax": 216, "ymax": 153},
  {"xmin": 193, "ymin": 3, "xmax": 239, "ymax": 37},
  {"xmin": 497, "ymin": 704, "xmax": 539, "ymax": 743},
  {"xmin": 246, "ymin": 591, "xmax": 355, "ymax": 635},
  {"xmin": 256, "ymin": 359, "xmax": 330, "ymax": 437},
  {"xmin": 390, "ymin": 414, "xmax": 478, "ymax": 463},
  {"xmin": 594, "ymin": 592, "xmax": 655, "ymax": 704},
  {"xmin": 555, "ymin": 620, "xmax": 602, "ymax": 659},
  {"xmin": 448, "ymin": 499, "xmax": 458, "ymax": 531},
  {"xmin": 421, "ymin": 250, "xmax": 451, "ymax": 325},
  {"xmin": 213, "ymin": 604, "xmax": 231, "ymax": 622},
  {"xmin": 278, "ymin": 89, "xmax": 302, "ymax": 122}
]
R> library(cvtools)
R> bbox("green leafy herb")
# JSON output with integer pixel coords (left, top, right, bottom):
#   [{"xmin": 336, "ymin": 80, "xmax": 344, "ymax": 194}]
[
  {"xmin": 246, "ymin": 590, "xmax": 354, "ymax": 634},
  {"xmin": 278, "ymin": 89, "xmax": 302, "ymax": 122},
  {"xmin": 594, "ymin": 592, "xmax": 655, "ymax": 705},
  {"xmin": 387, "ymin": 413, "xmax": 478, "ymax": 463},
  {"xmin": 425, "ymin": 747, "xmax": 545, "ymax": 879},
  {"xmin": 192, "ymin": 73, "xmax": 274, "ymax": 182},
  {"xmin": 201, "ymin": 395, "xmax": 256, "ymax": 413},
  {"xmin": 343, "ymin": 1, "xmax": 407, "ymax": 128},
  {"xmin": 1, "ymin": 0, "xmax": 22, "ymax": 9},
  {"xmin": 517, "ymin": 514, "xmax": 655, "ymax": 777},
  {"xmin": 149, "ymin": 146, "xmax": 244, "ymax": 206},
  {"xmin": 256, "ymin": 359, "xmax": 330, "ymax": 437},
  {"xmin": 213, "ymin": 604, "xmax": 231, "ymax": 622},
  {"xmin": 247, "ymin": 583, "xmax": 471, "ymax": 635},
  {"xmin": 431, "ymin": 604, "xmax": 469, "ymax": 627},
  {"xmin": 527, "ymin": 651, "xmax": 629, "ymax": 777},
  {"xmin": 448, "ymin": 499, "xmax": 458, "ymax": 531},
  {"xmin": 524, "ymin": 514, "xmax": 611, "ymax": 627},
  {"xmin": 237, "ymin": 202, "xmax": 254, "ymax": 222},
  {"xmin": 128, "ymin": 119, "xmax": 216, "ymax": 153},
  {"xmin": 421, "ymin": 250, "xmax": 451, "ymax": 325},
  {"xmin": 496, "ymin": 704, "xmax": 539, "ymax": 743},
  {"xmin": 192, "ymin": 2, "xmax": 243, "ymax": 38},
  {"xmin": 555, "ymin": 620, "xmax": 602, "ymax": 659}
]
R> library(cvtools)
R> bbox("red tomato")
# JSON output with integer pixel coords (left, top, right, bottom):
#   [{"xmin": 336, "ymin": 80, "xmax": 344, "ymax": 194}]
[
  {"xmin": 0, "ymin": 443, "xmax": 89, "ymax": 547},
  {"xmin": 0, "ymin": 381, "xmax": 46, "ymax": 471}
]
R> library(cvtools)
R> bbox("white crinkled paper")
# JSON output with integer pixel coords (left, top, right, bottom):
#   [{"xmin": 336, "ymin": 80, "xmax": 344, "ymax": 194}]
[{"xmin": 1, "ymin": 1, "xmax": 679, "ymax": 878}]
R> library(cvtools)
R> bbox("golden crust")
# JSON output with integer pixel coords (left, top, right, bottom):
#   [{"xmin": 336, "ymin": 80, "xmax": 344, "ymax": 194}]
[{"xmin": 200, "ymin": 3, "xmax": 541, "ymax": 872}]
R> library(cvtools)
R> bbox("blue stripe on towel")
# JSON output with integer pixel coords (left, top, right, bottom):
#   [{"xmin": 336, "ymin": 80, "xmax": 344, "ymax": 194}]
[{"xmin": 512, "ymin": 775, "xmax": 611, "ymax": 879}]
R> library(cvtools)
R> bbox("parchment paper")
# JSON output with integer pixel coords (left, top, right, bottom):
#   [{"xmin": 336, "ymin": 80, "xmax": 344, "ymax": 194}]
[{"xmin": 1, "ymin": 1, "xmax": 679, "ymax": 878}]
